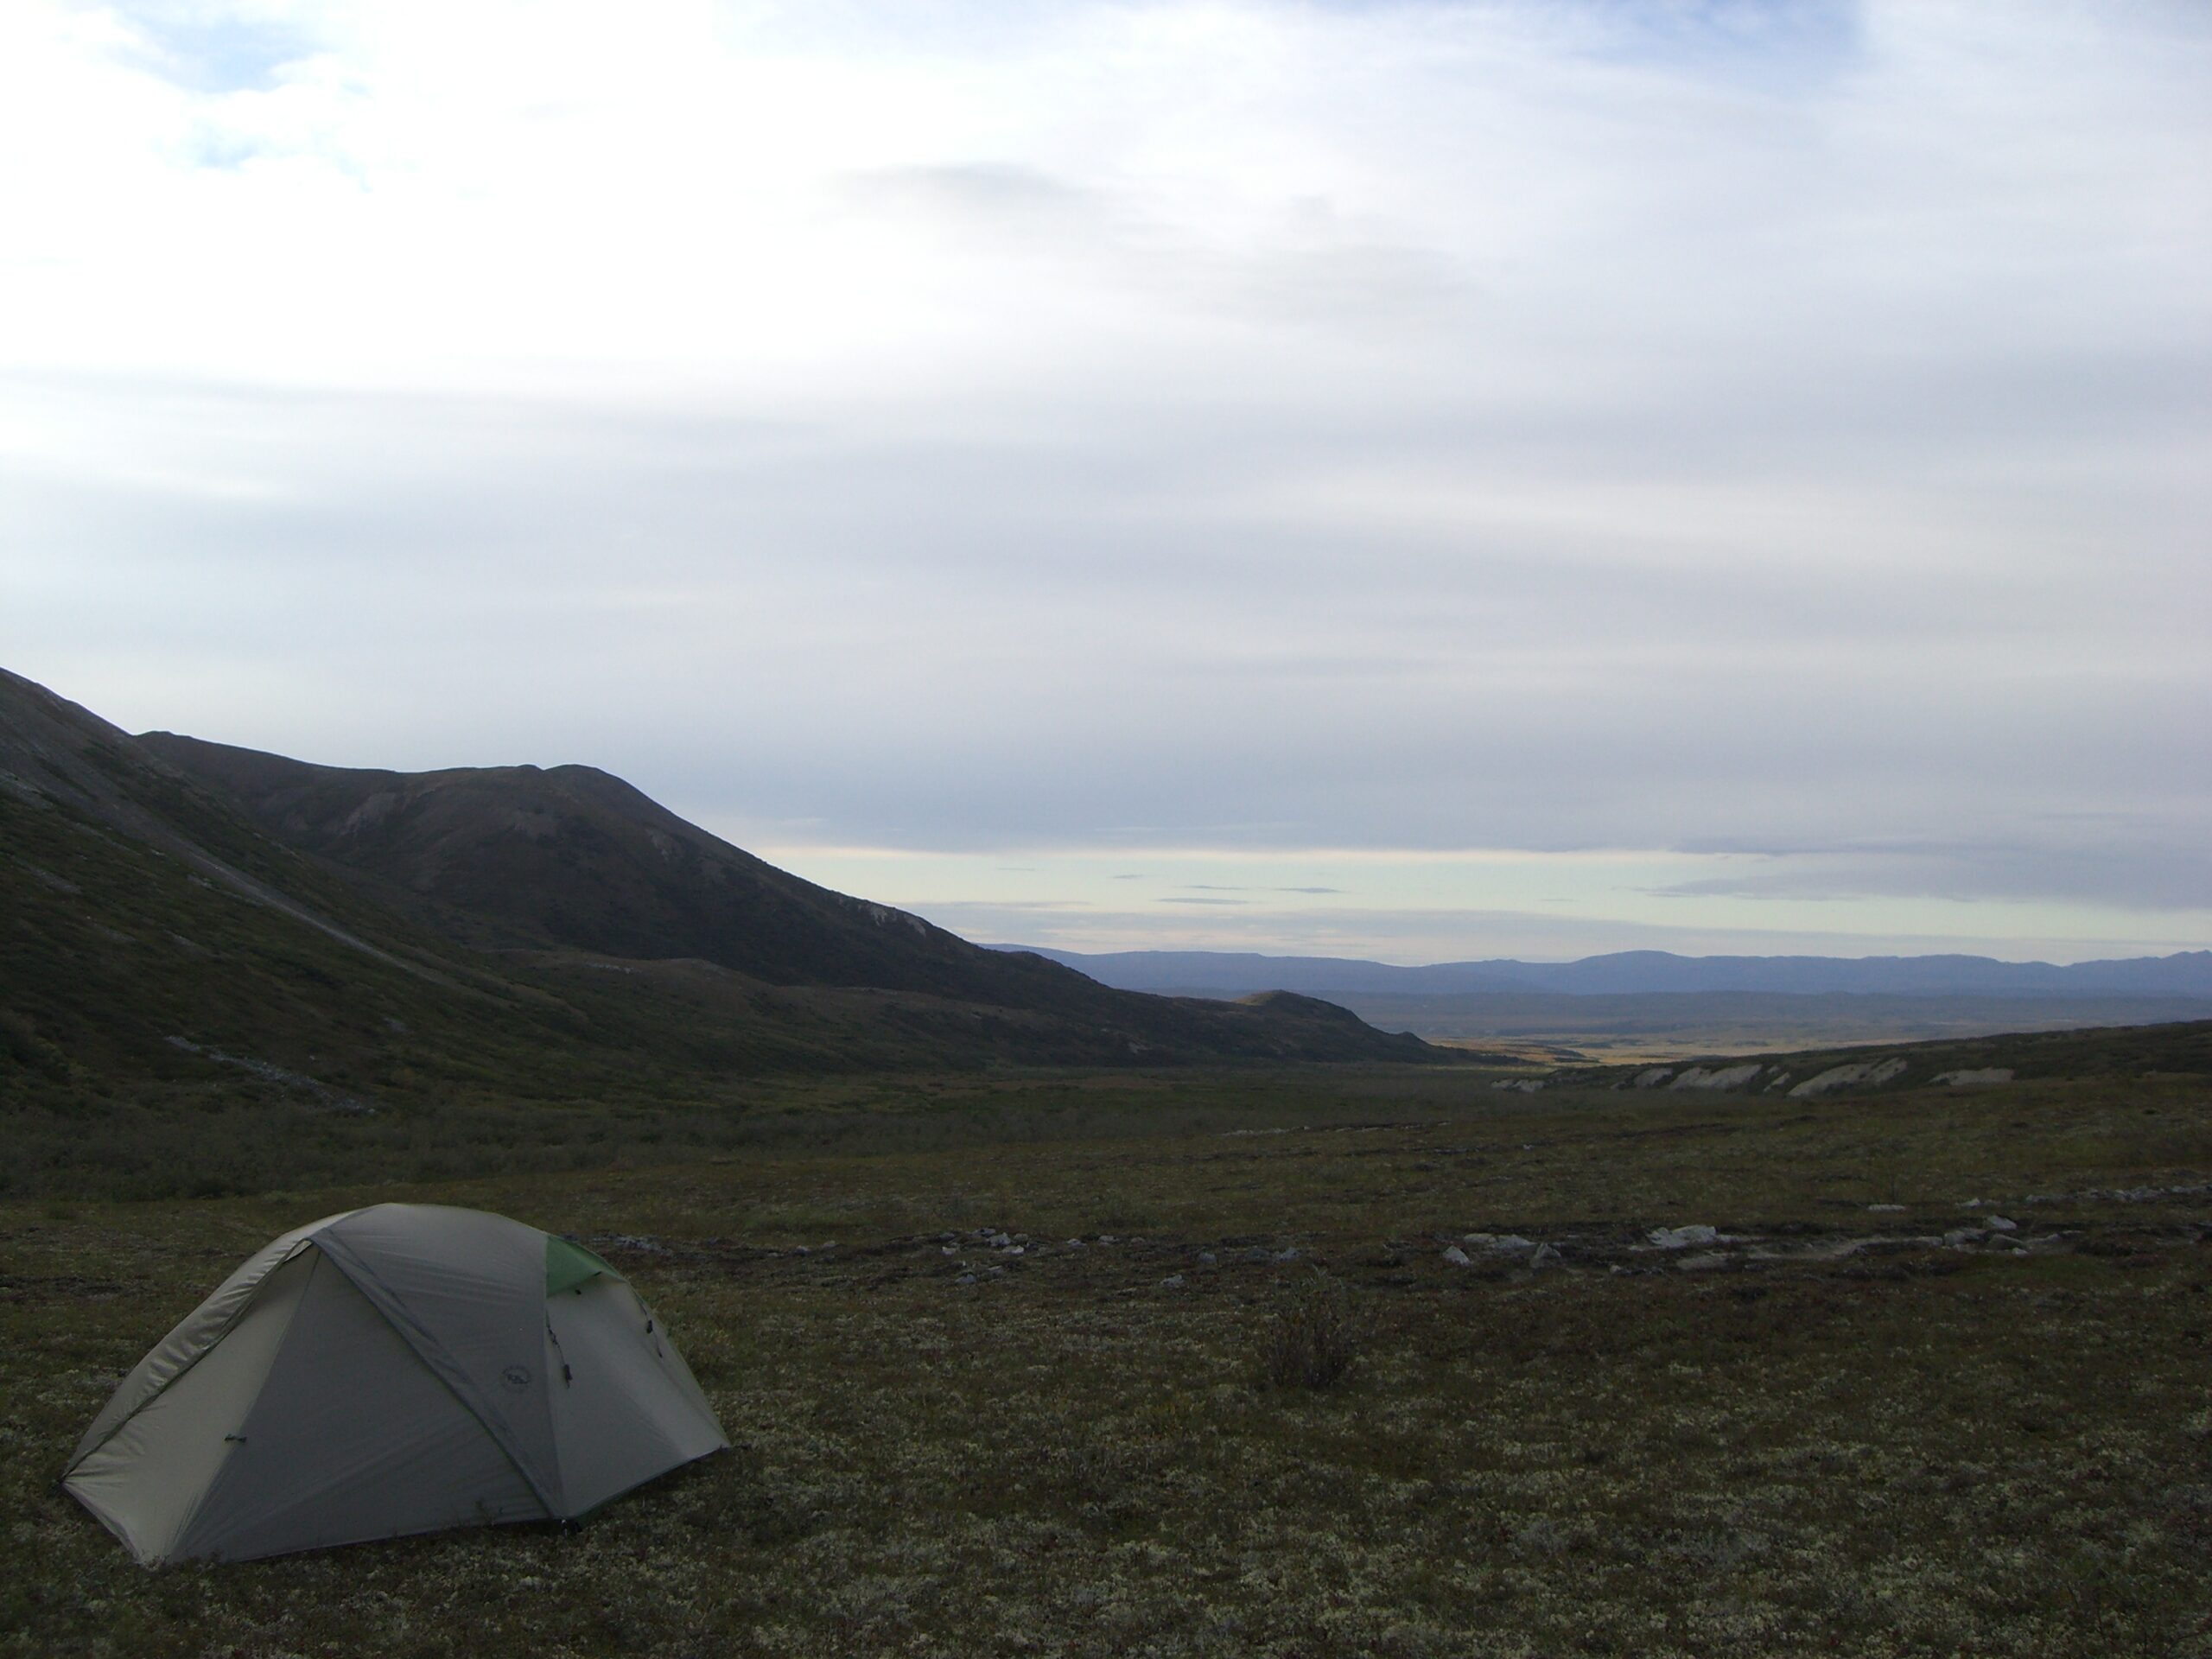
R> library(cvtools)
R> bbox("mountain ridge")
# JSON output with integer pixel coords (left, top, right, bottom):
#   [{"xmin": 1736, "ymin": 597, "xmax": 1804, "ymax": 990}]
[{"xmin": 1, "ymin": 667, "xmax": 1441, "ymax": 1150}]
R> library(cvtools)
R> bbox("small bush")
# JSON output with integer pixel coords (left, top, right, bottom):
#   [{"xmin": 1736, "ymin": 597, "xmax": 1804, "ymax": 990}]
[{"xmin": 1258, "ymin": 1274, "xmax": 1362, "ymax": 1390}]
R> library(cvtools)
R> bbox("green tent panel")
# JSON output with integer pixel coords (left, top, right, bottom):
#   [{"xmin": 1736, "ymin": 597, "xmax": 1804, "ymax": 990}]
[
  {"xmin": 545, "ymin": 1234, "xmax": 619, "ymax": 1298},
  {"xmin": 64, "ymin": 1204, "xmax": 727, "ymax": 1565}
]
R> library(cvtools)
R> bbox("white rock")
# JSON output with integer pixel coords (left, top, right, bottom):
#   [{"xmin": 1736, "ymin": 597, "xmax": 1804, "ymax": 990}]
[
  {"xmin": 1986, "ymin": 1216, "xmax": 2018, "ymax": 1232},
  {"xmin": 1159, "ymin": 1274, "xmax": 1186, "ymax": 1289},
  {"xmin": 1465, "ymin": 1233, "xmax": 1538, "ymax": 1255},
  {"xmin": 1789, "ymin": 1057, "xmax": 1909, "ymax": 1098},
  {"xmin": 1649, "ymin": 1224, "xmax": 1720, "ymax": 1250},
  {"xmin": 1529, "ymin": 1243, "xmax": 1562, "ymax": 1271},
  {"xmin": 1868, "ymin": 1204, "xmax": 1906, "ymax": 1213},
  {"xmin": 1442, "ymin": 1245, "xmax": 1472, "ymax": 1267}
]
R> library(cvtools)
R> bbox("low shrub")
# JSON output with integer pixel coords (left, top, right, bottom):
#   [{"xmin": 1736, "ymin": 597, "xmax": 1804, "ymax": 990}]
[{"xmin": 1258, "ymin": 1273, "xmax": 1362, "ymax": 1390}]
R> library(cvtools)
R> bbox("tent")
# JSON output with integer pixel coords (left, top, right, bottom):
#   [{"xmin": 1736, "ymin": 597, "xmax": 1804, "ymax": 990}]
[{"xmin": 63, "ymin": 1203, "xmax": 728, "ymax": 1565}]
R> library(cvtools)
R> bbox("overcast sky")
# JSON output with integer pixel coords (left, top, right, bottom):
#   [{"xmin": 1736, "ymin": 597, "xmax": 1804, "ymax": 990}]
[{"xmin": 3, "ymin": 0, "xmax": 2207, "ymax": 963}]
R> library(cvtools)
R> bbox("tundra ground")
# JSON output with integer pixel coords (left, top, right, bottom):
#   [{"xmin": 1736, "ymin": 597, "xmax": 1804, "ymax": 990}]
[{"xmin": 3, "ymin": 1069, "xmax": 2208, "ymax": 1657}]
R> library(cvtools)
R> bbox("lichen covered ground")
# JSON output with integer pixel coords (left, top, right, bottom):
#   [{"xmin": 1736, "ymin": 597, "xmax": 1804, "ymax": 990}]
[{"xmin": 3, "ymin": 1071, "xmax": 2207, "ymax": 1656}]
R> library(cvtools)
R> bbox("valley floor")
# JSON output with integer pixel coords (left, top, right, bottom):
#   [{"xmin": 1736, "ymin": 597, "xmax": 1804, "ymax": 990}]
[{"xmin": 3, "ymin": 1070, "xmax": 2209, "ymax": 1657}]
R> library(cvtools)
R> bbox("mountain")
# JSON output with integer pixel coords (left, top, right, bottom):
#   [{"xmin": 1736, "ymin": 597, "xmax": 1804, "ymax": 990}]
[
  {"xmin": 0, "ymin": 668, "xmax": 1440, "ymax": 1167},
  {"xmin": 1002, "ymin": 946, "xmax": 2212, "ymax": 1000},
  {"xmin": 137, "ymin": 732, "xmax": 1111, "ymax": 1004}
]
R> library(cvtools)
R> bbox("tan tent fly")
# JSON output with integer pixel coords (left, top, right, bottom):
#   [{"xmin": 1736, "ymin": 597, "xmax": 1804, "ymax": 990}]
[{"xmin": 63, "ymin": 1204, "xmax": 728, "ymax": 1564}]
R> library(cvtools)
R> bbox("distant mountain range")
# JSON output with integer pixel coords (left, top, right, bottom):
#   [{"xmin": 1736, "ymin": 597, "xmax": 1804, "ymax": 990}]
[
  {"xmin": 0, "ymin": 668, "xmax": 1436, "ymax": 1139},
  {"xmin": 997, "ymin": 946, "xmax": 2212, "ymax": 1000}
]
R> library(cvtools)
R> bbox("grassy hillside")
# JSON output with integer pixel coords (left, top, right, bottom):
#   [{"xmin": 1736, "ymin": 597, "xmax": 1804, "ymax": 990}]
[
  {"xmin": 0, "ymin": 776, "xmax": 1452, "ymax": 1197},
  {"xmin": 2, "ymin": 671, "xmax": 1451, "ymax": 1199},
  {"xmin": 140, "ymin": 732, "xmax": 1156, "ymax": 1006}
]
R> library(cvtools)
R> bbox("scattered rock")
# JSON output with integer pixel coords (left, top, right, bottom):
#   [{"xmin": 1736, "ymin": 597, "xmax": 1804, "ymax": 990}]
[
  {"xmin": 1986, "ymin": 1216, "xmax": 2018, "ymax": 1232},
  {"xmin": 1491, "ymin": 1078, "xmax": 1545, "ymax": 1092},
  {"xmin": 1274, "ymin": 1247, "xmax": 1300, "ymax": 1262},
  {"xmin": 1442, "ymin": 1245, "xmax": 1472, "ymax": 1267},
  {"xmin": 1933, "ymin": 1068, "xmax": 2013, "ymax": 1086},
  {"xmin": 1159, "ymin": 1274, "xmax": 1186, "ymax": 1289},
  {"xmin": 1198, "ymin": 1251, "xmax": 1217, "ymax": 1266},
  {"xmin": 160, "ymin": 1036, "xmax": 376, "ymax": 1116},
  {"xmin": 1649, "ymin": 1224, "xmax": 1719, "ymax": 1250},
  {"xmin": 1868, "ymin": 1205, "xmax": 1906, "ymax": 1213},
  {"xmin": 955, "ymin": 1272, "xmax": 976, "ymax": 1286},
  {"xmin": 989, "ymin": 1233, "xmax": 1014, "ymax": 1249},
  {"xmin": 1529, "ymin": 1243, "xmax": 1562, "ymax": 1272},
  {"xmin": 1942, "ymin": 1228, "xmax": 1983, "ymax": 1249},
  {"xmin": 1464, "ymin": 1233, "xmax": 1537, "ymax": 1255}
]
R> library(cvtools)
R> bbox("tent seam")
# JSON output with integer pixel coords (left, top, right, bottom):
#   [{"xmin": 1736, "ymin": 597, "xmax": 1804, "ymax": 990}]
[
  {"xmin": 60, "ymin": 1236, "xmax": 322, "ymax": 1480},
  {"xmin": 162, "ymin": 1250, "xmax": 329, "ymax": 1564},
  {"xmin": 309, "ymin": 1232, "xmax": 564, "ymax": 1517}
]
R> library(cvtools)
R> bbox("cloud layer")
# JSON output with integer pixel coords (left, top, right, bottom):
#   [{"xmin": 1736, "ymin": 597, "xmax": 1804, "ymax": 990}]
[{"xmin": 3, "ymin": 1, "xmax": 2207, "ymax": 958}]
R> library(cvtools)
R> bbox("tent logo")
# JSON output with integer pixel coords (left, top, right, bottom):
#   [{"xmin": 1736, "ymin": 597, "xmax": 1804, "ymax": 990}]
[{"xmin": 501, "ymin": 1363, "xmax": 532, "ymax": 1391}]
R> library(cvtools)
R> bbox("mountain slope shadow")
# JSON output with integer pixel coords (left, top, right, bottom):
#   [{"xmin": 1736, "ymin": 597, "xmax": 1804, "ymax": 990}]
[{"xmin": 123, "ymin": 726, "xmax": 1435, "ymax": 1064}]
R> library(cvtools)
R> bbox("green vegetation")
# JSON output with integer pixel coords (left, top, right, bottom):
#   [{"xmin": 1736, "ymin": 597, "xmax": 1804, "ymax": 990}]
[
  {"xmin": 0, "ymin": 767, "xmax": 1443, "ymax": 1198},
  {"xmin": 3, "ymin": 1065, "xmax": 2207, "ymax": 1656}
]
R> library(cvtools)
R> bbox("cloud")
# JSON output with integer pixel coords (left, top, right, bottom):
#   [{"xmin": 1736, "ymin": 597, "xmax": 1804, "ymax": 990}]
[
  {"xmin": 1647, "ymin": 835, "xmax": 2212, "ymax": 914},
  {"xmin": 0, "ymin": 0, "xmax": 2206, "ymax": 956}
]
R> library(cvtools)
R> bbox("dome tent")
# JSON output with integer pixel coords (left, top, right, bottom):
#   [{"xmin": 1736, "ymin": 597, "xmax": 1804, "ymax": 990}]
[{"xmin": 63, "ymin": 1204, "xmax": 727, "ymax": 1565}]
